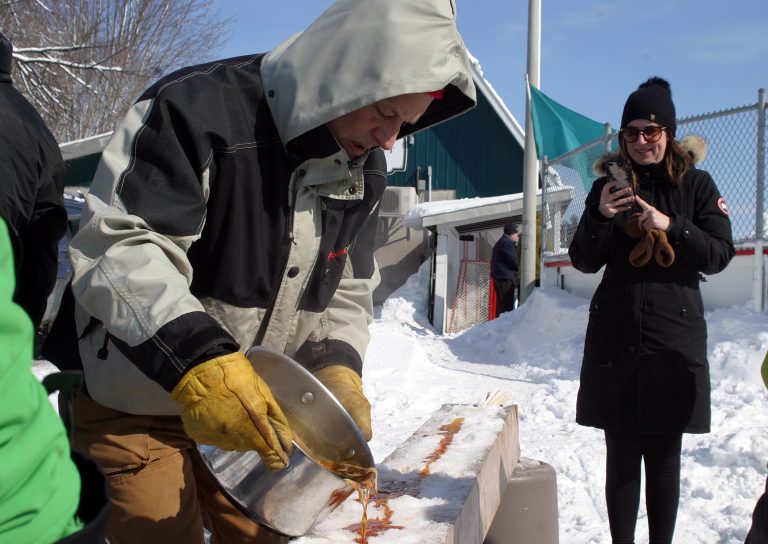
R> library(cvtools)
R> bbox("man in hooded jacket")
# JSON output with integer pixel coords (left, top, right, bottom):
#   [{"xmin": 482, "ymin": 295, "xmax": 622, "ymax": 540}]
[{"xmin": 61, "ymin": 0, "xmax": 476, "ymax": 541}]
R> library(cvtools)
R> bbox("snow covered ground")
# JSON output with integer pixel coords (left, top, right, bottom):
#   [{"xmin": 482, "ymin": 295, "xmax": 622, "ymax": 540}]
[
  {"xmin": 357, "ymin": 263, "xmax": 768, "ymax": 544},
  {"xmin": 35, "ymin": 262, "xmax": 768, "ymax": 543}
]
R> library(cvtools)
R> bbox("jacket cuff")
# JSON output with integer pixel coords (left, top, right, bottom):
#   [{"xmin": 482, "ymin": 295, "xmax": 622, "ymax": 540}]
[
  {"xmin": 110, "ymin": 311, "xmax": 239, "ymax": 391},
  {"xmin": 666, "ymin": 212, "xmax": 685, "ymax": 245},
  {"xmin": 293, "ymin": 339, "xmax": 363, "ymax": 376}
]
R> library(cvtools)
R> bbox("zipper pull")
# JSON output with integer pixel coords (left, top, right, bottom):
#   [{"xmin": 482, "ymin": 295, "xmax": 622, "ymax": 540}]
[{"xmin": 96, "ymin": 330, "xmax": 110, "ymax": 360}]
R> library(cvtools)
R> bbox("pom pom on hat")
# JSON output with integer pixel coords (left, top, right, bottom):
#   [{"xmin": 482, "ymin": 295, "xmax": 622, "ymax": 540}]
[{"xmin": 621, "ymin": 76, "xmax": 677, "ymax": 137}]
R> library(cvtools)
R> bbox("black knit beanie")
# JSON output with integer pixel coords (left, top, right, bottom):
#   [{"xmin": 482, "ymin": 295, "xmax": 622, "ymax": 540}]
[
  {"xmin": 621, "ymin": 77, "xmax": 676, "ymax": 137},
  {"xmin": 503, "ymin": 222, "xmax": 519, "ymax": 235}
]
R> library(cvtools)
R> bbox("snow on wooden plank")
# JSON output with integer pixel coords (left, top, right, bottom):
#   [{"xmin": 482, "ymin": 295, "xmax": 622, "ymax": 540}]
[{"xmin": 293, "ymin": 403, "xmax": 520, "ymax": 543}]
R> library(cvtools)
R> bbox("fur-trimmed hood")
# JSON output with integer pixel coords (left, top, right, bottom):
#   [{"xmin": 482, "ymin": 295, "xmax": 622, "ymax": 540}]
[{"xmin": 592, "ymin": 134, "xmax": 708, "ymax": 176}]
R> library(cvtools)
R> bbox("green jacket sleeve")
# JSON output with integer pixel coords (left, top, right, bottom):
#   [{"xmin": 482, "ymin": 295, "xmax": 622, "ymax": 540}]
[{"xmin": 0, "ymin": 218, "xmax": 82, "ymax": 543}]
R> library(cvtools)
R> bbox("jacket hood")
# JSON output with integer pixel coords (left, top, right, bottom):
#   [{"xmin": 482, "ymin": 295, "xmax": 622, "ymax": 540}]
[
  {"xmin": 592, "ymin": 134, "xmax": 708, "ymax": 176},
  {"xmin": 0, "ymin": 33, "xmax": 12, "ymax": 77},
  {"xmin": 260, "ymin": 0, "xmax": 476, "ymax": 147}
]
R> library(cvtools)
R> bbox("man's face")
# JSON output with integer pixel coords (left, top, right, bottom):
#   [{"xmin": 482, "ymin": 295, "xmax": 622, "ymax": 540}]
[{"xmin": 327, "ymin": 93, "xmax": 434, "ymax": 159}]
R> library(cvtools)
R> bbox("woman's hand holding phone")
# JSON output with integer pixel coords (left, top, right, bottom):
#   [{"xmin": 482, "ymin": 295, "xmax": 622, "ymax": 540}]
[{"xmin": 599, "ymin": 160, "xmax": 635, "ymax": 218}]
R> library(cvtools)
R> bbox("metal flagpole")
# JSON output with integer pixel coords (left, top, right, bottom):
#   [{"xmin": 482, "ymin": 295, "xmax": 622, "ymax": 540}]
[{"xmin": 519, "ymin": 0, "xmax": 541, "ymax": 304}]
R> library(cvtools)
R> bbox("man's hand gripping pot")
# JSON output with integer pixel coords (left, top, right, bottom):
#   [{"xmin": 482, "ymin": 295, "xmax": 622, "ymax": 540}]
[
  {"xmin": 314, "ymin": 365, "xmax": 372, "ymax": 441},
  {"xmin": 171, "ymin": 352, "xmax": 293, "ymax": 470}
]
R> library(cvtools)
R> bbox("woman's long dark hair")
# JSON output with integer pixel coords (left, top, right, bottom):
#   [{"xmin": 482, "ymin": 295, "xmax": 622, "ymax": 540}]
[{"xmin": 620, "ymin": 132, "xmax": 692, "ymax": 186}]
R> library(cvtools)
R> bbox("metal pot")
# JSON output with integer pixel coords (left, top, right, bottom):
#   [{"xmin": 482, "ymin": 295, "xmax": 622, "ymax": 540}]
[{"xmin": 196, "ymin": 346, "xmax": 374, "ymax": 537}]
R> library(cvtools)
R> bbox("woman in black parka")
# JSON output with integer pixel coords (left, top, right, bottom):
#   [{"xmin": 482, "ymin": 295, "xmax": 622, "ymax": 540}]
[{"xmin": 569, "ymin": 77, "xmax": 734, "ymax": 544}]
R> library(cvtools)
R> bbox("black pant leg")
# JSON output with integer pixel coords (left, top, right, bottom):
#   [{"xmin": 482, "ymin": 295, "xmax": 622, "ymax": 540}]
[
  {"xmin": 641, "ymin": 433, "xmax": 682, "ymax": 544},
  {"xmin": 605, "ymin": 430, "xmax": 643, "ymax": 544},
  {"xmin": 493, "ymin": 279, "xmax": 515, "ymax": 316},
  {"xmin": 746, "ymin": 473, "xmax": 768, "ymax": 544}
]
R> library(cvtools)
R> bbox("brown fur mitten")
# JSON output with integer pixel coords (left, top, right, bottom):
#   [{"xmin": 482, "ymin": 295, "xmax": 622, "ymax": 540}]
[
  {"xmin": 628, "ymin": 230, "xmax": 655, "ymax": 267},
  {"xmin": 623, "ymin": 213, "xmax": 645, "ymax": 238},
  {"xmin": 652, "ymin": 229, "xmax": 675, "ymax": 267}
]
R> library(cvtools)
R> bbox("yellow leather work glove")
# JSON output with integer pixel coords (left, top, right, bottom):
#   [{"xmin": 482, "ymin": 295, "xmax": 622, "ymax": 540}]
[
  {"xmin": 172, "ymin": 352, "xmax": 293, "ymax": 470},
  {"xmin": 314, "ymin": 365, "xmax": 372, "ymax": 441}
]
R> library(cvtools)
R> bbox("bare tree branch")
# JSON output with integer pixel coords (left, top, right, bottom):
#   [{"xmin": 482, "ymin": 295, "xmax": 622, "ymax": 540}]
[
  {"xmin": 14, "ymin": 44, "xmax": 98, "ymax": 53},
  {"xmin": 14, "ymin": 52, "xmax": 125, "ymax": 72},
  {"xmin": 1, "ymin": 0, "xmax": 233, "ymax": 142}
]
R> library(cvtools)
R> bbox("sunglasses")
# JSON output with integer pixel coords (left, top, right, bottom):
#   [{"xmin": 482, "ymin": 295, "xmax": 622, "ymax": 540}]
[{"xmin": 620, "ymin": 126, "xmax": 666, "ymax": 143}]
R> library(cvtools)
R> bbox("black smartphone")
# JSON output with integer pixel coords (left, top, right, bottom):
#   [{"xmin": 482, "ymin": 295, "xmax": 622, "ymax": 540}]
[{"xmin": 606, "ymin": 160, "xmax": 633, "ymax": 194}]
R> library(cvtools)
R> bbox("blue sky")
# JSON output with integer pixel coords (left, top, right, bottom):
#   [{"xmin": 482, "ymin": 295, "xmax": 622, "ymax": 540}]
[{"xmin": 213, "ymin": 0, "xmax": 767, "ymax": 127}]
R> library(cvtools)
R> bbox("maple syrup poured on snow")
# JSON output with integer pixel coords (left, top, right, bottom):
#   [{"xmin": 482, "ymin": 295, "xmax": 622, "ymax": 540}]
[
  {"xmin": 345, "ymin": 493, "xmax": 404, "ymax": 543},
  {"xmin": 342, "ymin": 416, "xmax": 466, "ymax": 542},
  {"xmin": 319, "ymin": 460, "xmax": 379, "ymax": 542},
  {"xmin": 419, "ymin": 417, "xmax": 464, "ymax": 476}
]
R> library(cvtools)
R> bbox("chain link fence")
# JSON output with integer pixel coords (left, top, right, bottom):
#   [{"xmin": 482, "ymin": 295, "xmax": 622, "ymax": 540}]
[
  {"xmin": 447, "ymin": 259, "xmax": 493, "ymax": 334},
  {"xmin": 542, "ymin": 91, "xmax": 767, "ymax": 257}
]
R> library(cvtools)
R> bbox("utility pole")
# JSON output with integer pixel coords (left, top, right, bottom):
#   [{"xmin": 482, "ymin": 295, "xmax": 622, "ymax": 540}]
[{"xmin": 519, "ymin": 0, "xmax": 541, "ymax": 304}]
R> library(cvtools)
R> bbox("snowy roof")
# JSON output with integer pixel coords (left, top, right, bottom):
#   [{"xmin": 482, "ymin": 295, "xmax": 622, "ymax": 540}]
[
  {"xmin": 404, "ymin": 186, "xmax": 575, "ymax": 230},
  {"xmin": 59, "ymin": 131, "xmax": 113, "ymax": 160}
]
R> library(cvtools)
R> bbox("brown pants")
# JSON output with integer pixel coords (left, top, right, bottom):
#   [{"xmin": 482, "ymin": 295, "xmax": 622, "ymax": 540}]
[{"xmin": 71, "ymin": 393, "xmax": 287, "ymax": 544}]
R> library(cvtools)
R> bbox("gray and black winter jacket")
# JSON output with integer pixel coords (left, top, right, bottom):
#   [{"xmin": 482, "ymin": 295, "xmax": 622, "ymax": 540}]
[{"xmin": 68, "ymin": 0, "xmax": 476, "ymax": 414}]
